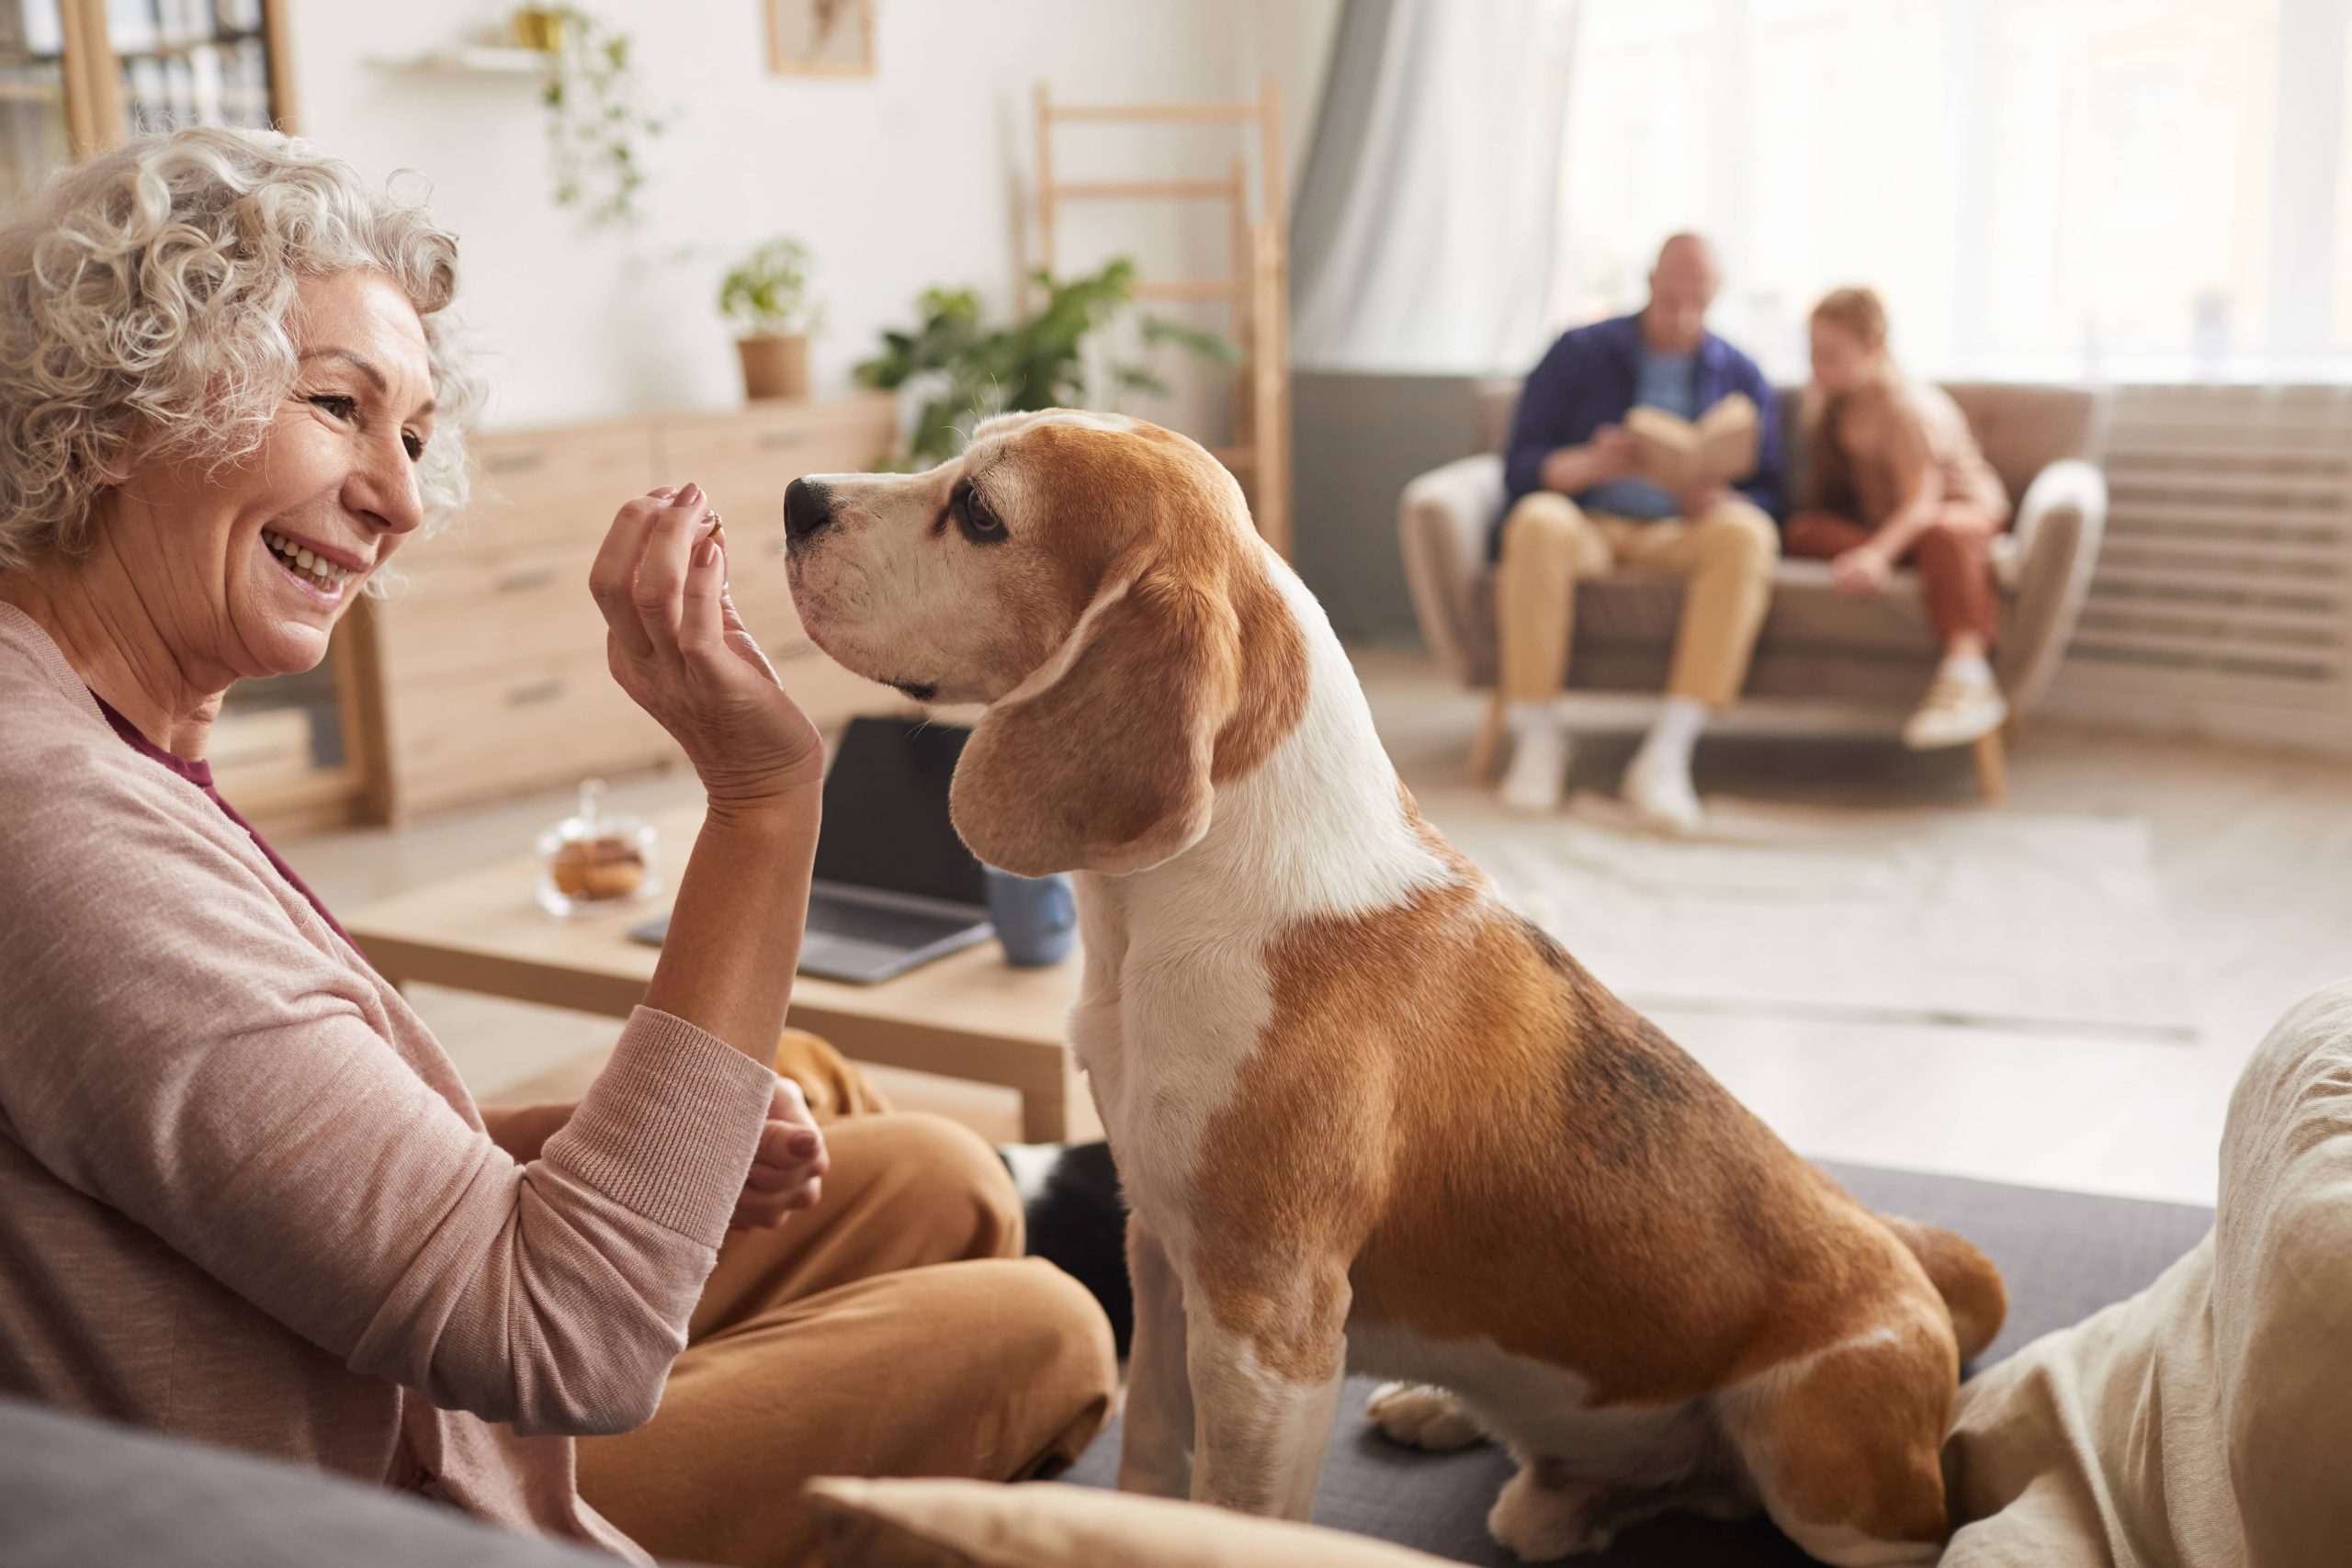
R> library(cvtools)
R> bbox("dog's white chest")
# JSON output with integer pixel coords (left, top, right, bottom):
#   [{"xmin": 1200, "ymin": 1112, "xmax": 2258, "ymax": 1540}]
[{"xmin": 1066, "ymin": 887, "xmax": 1283, "ymax": 1243}]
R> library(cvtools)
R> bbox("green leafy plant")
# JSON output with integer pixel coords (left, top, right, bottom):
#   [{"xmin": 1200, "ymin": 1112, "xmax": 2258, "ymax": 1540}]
[
  {"xmin": 854, "ymin": 258, "xmax": 1240, "ymax": 468},
  {"xmin": 718, "ymin": 237, "xmax": 822, "ymax": 338},
  {"xmin": 539, "ymin": 7, "xmax": 664, "ymax": 227}
]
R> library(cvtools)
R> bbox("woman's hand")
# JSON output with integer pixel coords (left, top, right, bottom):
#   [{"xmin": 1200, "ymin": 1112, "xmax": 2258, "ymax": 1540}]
[
  {"xmin": 480, "ymin": 1078, "xmax": 826, "ymax": 1228},
  {"xmin": 590, "ymin": 483, "xmax": 825, "ymax": 808},
  {"xmin": 1831, "ymin": 541, "xmax": 1895, "ymax": 595},
  {"xmin": 481, "ymin": 1101, "xmax": 572, "ymax": 1163},
  {"xmin": 733, "ymin": 1077, "xmax": 828, "ymax": 1229}
]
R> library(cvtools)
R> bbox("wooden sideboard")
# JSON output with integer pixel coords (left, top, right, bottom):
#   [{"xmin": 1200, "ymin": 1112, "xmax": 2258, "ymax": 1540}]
[{"xmin": 346, "ymin": 393, "xmax": 908, "ymax": 823}]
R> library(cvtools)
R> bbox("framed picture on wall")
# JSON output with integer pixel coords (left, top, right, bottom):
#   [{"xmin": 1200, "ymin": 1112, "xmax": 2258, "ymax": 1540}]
[{"xmin": 766, "ymin": 0, "xmax": 876, "ymax": 77}]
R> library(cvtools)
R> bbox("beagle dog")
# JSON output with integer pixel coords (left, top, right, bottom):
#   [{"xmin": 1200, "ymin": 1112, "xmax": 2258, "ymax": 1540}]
[{"xmin": 781, "ymin": 411, "xmax": 2006, "ymax": 1564}]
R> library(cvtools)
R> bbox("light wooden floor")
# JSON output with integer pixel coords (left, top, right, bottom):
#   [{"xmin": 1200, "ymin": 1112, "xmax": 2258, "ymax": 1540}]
[{"xmin": 285, "ymin": 648, "xmax": 2352, "ymax": 1208}]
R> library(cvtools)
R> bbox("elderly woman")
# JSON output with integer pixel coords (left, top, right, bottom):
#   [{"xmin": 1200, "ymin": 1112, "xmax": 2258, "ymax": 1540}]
[
  {"xmin": 1786, "ymin": 287, "xmax": 2013, "ymax": 750},
  {"xmin": 0, "ymin": 129, "xmax": 1113, "ymax": 1567}
]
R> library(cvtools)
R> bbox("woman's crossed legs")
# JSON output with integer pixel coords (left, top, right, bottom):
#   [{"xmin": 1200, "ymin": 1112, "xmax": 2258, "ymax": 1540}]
[{"xmin": 576, "ymin": 1036, "xmax": 1117, "ymax": 1568}]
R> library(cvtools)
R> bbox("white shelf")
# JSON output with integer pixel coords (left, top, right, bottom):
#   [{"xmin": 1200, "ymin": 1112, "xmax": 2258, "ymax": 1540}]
[{"xmin": 367, "ymin": 46, "xmax": 549, "ymax": 76}]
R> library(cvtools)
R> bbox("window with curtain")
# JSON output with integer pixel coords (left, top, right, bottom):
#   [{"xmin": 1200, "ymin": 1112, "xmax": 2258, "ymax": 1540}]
[{"xmin": 1550, "ymin": 0, "xmax": 2352, "ymax": 383}]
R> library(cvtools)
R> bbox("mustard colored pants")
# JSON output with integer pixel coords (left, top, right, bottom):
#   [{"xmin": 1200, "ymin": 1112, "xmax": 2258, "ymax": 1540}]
[
  {"xmin": 1496, "ymin": 491, "xmax": 1780, "ymax": 709},
  {"xmin": 575, "ymin": 1032, "xmax": 1118, "ymax": 1568}
]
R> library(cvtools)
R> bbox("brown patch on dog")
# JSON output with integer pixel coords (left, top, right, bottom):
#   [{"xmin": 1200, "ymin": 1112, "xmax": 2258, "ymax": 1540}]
[
  {"xmin": 1210, "ymin": 558, "xmax": 1309, "ymax": 785},
  {"xmin": 949, "ymin": 419, "xmax": 1306, "ymax": 875},
  {"xmin": 1184, "ymin": 873, "xmax": 1973, "ymax": 1423},
  {"xmin": 1732, "ymin": 1317, "xmax": 1957, "ymax": 1551}
]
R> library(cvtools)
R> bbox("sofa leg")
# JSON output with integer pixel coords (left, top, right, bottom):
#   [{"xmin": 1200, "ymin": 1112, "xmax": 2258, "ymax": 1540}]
[
  {"xmin": 1468, "ymin": 691, "xmax": 1504, "ymax": 783},
  {"xmin": 1972, "ymin": 729, "xmax": 2009, "ymax": 805}
]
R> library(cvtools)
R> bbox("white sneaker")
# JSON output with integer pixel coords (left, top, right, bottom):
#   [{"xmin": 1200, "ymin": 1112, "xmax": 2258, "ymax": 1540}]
[
  {"xmin": 1621, "ymin": 747, "xmax": 1702, "ymax": 834},
  {"xmin": 1904, "ymin": 674, "xmax": 2008, "ymax": 750},
  {"xmin": 1498, "ymin": 723, "xmax": 1572, "ymax": 814}
]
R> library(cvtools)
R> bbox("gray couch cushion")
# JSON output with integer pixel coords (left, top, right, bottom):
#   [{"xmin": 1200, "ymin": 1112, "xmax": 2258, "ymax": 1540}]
[
  {"xmin": 0, "ymin": 1397, "xmax": 626, "ymax": 1568},
  {"xmin": 1464, "ymin": 559, "xmax": 1949, "ymax": 703},
  {"xmin": 1577, "ymin": 563, "xmax": 1944, "ymax": 660},
  {"xmin": 1063, "ymin": 1162, "xmax": 2215, "ymax": 1566},
  {"xmin": 0, "ymin": 1165, "xmax": 2204, "ymax": 1568}
]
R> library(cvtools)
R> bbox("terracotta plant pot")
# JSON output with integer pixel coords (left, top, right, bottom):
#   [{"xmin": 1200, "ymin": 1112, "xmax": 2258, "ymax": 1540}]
[{"xmin": 737, "ymin": 333, "xmax": 809, "ymax": 401}]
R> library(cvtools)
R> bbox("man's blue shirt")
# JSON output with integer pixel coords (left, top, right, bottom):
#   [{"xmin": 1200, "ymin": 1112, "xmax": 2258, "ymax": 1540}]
[
  {"xmin": 1497, "ymin": 313, "xmax": 1782, "ymax": 556},
  {"xmin": 1577, "ymin": 346, "xmax": 1699, "ymax": 521}
]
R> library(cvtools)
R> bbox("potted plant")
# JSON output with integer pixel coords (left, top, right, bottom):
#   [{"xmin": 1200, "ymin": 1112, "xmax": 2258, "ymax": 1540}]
[
  {"xmin": 719, "ymin": 237, "xmax": 821, "ymax": 401},
  {"xmin": 854, "ymin": 258, "xmax": 1237, "ymax": 467}
]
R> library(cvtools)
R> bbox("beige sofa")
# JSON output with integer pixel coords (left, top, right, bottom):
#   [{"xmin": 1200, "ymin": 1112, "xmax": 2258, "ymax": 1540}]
[{"xmin": 1397, "ymin": 380, "xmax": 2109, "ymax": 798}]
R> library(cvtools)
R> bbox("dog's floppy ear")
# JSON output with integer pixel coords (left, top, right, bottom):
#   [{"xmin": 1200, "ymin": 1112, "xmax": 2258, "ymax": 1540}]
[{"xmin": 952, "ymin": 570, "xmax": 1234, "ymax": 877}]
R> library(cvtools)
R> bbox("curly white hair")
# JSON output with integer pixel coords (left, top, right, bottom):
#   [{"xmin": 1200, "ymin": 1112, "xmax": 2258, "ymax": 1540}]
[{"xmin": 0, "ymin": 127, "xmax": 481, "ymax": 578}]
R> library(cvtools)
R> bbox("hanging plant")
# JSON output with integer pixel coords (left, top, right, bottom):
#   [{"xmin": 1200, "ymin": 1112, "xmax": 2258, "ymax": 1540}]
[{"xmin": 538, "ymin": 7, "xmax": 665, "ymax": 227}]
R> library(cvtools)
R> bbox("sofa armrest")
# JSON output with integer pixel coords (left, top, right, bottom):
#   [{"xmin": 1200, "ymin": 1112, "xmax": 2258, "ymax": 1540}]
[
  {"xmin": 1398, "ymin": 454, "xmax": 1505, "ymax": 687},
  {"xmin": 1997, "ymin": 457, "xmax": 2108, "ymax": 713}
]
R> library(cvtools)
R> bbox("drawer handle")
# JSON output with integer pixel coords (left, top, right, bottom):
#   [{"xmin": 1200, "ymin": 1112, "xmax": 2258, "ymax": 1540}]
[
  {"xmin": 505, "ymin": 679, "xmax": 564, "ymax": 707},
  {"xmin": 755, "ymin": 428, "xmax": 808, "ymax": 451},
  {"xmin": 495, "ymin": 566, "xmax": 560, "ymax": 593},
  {"xmin": 483, "ymin": 450, "xmax": 548, "ymax": 475}
]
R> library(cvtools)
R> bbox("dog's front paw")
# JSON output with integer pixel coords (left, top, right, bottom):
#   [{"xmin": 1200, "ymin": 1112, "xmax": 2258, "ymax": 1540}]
[{"xmin": 1365, "ymin": 1382, "xmax": 1487, "ymax": 1452}]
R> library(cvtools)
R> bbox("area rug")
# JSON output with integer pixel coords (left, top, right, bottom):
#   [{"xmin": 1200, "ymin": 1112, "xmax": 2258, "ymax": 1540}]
[{"xmin": 1432, "ymin": 794, "xmax": 2196, "ymax": 1041}]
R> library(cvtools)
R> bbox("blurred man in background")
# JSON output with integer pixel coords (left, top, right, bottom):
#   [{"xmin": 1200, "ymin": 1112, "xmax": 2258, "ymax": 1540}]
[{"xmin": 1492, "ymin": 233, "xmax": 1781, "ymax": 830}]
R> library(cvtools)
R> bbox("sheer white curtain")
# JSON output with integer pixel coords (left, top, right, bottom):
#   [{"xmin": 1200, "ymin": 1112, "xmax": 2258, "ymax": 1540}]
[
  {"xmin": 1289, "ymin": 0, "xmax": 1580, "ymax": 372},
  {"xmin": 1552, "ymin": 0, "xmax": 2352, "ymax": 384}
]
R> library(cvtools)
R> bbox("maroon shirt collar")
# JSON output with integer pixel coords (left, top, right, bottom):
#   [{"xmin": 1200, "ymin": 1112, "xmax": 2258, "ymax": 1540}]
[{"xmin": 90, "ymin": 692, "xmax": 359, "ymax": 953}]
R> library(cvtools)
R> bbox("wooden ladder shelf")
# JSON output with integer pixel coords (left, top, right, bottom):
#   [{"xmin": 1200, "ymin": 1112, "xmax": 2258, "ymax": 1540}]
[{"xmin": 1035, "ymin": 79, "xmax": 1295, "ymax": 558}]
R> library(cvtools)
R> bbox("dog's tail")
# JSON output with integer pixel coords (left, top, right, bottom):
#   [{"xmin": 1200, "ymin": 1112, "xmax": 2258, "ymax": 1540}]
[{"xmin": 1880, "ymin": 1214, "xmax": 2007, "ymax": 1365}]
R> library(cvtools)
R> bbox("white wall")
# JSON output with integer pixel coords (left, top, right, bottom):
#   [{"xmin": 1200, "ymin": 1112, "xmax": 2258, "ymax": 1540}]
[{"xmin": 287, "ymin": 0, "xmax": 1334, "ymax": 434}]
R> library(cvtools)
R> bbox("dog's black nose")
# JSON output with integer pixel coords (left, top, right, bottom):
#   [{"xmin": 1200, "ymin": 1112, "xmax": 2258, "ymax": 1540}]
[{"xmin": 784, "ymin": 478, "xmax": 835, "ymax": 546}]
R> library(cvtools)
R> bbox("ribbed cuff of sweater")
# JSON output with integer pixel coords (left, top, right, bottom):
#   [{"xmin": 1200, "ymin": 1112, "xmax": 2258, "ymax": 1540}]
[{"xmin": 539, "ymin": 1006, "xmax": 775, "ymax": 1246}]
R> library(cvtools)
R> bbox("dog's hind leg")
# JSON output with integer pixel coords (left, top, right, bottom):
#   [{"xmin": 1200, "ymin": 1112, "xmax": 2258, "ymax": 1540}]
[
  {"xmin": 1184, "ymin": 1255, "xmax": 1351, "ymax": 1520},
  {"xmin": 1116, "ymin": 1217, "xmax": 1196, "ymax": 1499}
]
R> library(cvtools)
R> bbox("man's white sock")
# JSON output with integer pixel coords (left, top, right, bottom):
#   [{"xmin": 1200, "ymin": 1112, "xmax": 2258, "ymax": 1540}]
[
  {"xmin": 1939, "ymin": 652, "xmax": 1995, "ymax": 687},
  {"xmin": 1637, "ymin": 694, "xmax": 1709, "ymax": 770},
  {"xmin": 1508, "ymin": 698, "xmax": 1568, "ymax": 739}
]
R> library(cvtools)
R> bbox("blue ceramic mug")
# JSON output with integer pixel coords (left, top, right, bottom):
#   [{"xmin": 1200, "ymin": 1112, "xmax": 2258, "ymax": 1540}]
[{"xmin": 983, "ymin": 868, "xmax": 1078, "ymax": 967}]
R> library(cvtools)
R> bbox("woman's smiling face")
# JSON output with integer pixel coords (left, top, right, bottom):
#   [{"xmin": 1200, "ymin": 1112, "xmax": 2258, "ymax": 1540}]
[{"xmin": 103, "ymin": 268, "xmax": 437, "ymax": 681}]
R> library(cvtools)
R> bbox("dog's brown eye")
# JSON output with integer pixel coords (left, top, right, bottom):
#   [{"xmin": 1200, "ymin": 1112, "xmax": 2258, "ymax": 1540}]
[{"xmin": 957, "ymin": 482, "xmax": 1007, "ymax": 544}]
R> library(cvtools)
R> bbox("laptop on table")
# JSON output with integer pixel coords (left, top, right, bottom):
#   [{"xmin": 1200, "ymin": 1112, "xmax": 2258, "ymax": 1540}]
[{"xmin": 631, "ymin": 717, "xmax": 992, "ymax": 984}]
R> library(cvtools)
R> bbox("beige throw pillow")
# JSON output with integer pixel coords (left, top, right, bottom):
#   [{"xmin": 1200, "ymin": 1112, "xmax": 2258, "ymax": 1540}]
[{"xmin": 805, "ymin": 1478, "xmax": 1455, "ymax": 1568}]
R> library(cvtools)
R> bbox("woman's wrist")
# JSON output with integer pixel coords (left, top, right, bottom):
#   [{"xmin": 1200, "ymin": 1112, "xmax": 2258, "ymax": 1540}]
[
  {"xmin": 701, "ymin": 775, "xmax": 823, "ymax": 832},
  {"xmin": 650, "ymin": 784, "xmax": 822, "ymax": 1063}
]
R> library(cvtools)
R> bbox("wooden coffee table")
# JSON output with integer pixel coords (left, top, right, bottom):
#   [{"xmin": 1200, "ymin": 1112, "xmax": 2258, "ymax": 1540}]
[{"xmin": 344, "ymin": 807, "xmax": 1091, "ymax": 1141}]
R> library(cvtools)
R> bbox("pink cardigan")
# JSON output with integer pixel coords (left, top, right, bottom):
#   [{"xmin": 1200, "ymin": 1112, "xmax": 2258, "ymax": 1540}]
[{"xmin": 0, "ymin": 603, "xmax": 776, "ymax": 1560}]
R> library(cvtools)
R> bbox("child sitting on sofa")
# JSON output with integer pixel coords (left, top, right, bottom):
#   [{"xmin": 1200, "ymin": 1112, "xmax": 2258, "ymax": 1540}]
[{"xmin": 1787, "ymin": 287, "xmax": 2013, "ymax": 750}]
